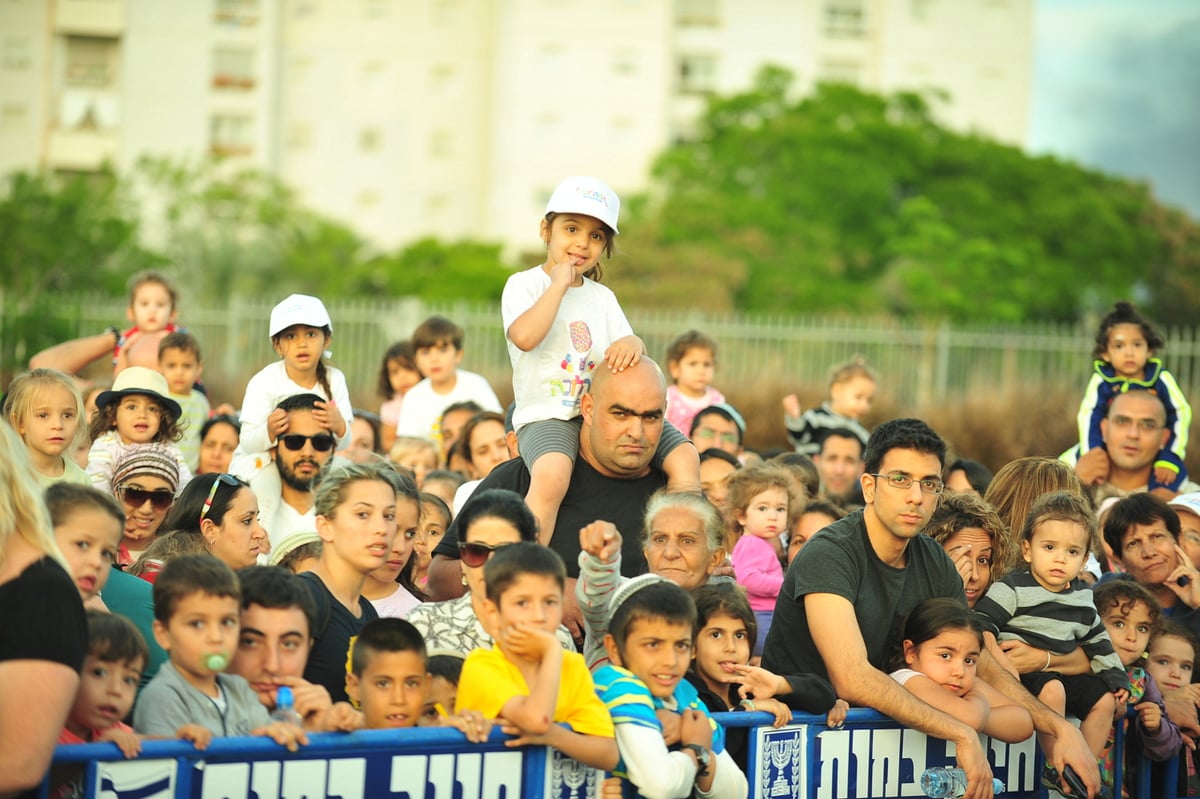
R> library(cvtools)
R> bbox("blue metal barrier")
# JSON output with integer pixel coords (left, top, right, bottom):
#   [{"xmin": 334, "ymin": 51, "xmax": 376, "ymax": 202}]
[{"xmin": 41, "ymin": 709, "xmax": 1187, "ymax": 798}]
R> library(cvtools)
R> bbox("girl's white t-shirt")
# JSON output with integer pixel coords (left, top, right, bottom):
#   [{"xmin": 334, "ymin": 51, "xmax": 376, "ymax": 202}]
[{"xmin": 501, "ymin": 265, "xmax": 633, "ymax": 432}]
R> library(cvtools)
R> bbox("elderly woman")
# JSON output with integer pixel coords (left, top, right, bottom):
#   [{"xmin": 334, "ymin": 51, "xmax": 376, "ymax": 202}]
[
  {"xmin": 0, "ymin": 424, "xmax": 87, "ymax": 793},
  {"xmin": 407, "ymin": 488, "xmax": 574, "ymax": 655},
  {"xmin": 576, "ymin": 490, "xmax": 727, "ymax": 669},
  {"xmin": 922, "ymin": 491, "xmax": 1011, "ymax": 608}
]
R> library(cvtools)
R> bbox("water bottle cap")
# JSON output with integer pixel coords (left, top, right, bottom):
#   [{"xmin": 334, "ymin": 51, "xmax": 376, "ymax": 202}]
[{"xmin": 277, "ymin": 685, "xmax": 294, "ymax": 707}]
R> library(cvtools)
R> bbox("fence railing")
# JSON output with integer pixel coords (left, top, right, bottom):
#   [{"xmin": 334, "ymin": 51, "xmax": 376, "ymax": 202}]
[
  {"xmin": 6, "ymin": 293, "xmax": 1200, "ymax": 419},
  {"xmin": 41, "ymin": 707, "xmax": 1178, "ymax": 798}
]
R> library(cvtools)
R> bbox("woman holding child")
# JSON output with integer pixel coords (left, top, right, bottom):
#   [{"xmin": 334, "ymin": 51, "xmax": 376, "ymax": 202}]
[
  {"xmin": 0, "ymin": 424, "xmax": 88, "ymax": 794},
  {"xmin": 407, "ymin": 489, "xmax": 575, "ymax": 655}
]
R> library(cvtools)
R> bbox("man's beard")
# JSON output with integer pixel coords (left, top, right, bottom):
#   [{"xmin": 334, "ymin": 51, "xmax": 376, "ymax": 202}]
[{"xmin": 279, "ymin": 455, "xmax": 322, "ymax": 492}]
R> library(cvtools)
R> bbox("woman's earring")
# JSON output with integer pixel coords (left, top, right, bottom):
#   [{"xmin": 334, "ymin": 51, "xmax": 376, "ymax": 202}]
[{"xmin": 461, "ymin": 573, "xmax": 469, "ymax": 587}]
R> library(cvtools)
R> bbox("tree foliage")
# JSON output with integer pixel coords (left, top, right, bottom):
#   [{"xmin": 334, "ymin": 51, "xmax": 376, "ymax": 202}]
[{"xmin": 611, "ymin": 67, "xmax": 1199, "ymax": 323}]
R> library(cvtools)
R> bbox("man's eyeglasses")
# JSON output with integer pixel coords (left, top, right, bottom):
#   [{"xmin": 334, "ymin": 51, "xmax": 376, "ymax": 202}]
[
  {"xmin": 458, "ymin": 540, "xmax": 516, "ymax": 568},
  {"xmin": 693, "ymin": 428, "xmax": 739, "ymax": 445},
  {"xmin": 118, "ymin": 485, "xmax": 175, "ymax": 510},
  {"xmin": 870, "ymin": 473, "xmax": 945, "ymax": 495},
  {"xmin": 1108, "ymin": 415, "xmax": 1163, "ymax": 434},
  {"xmin": 200, "ymin": 473, "xmax": 240, "ymax": 524},
  {"xmin": 279, "ymin": 433, "xmax": 336, "ymax": 452}
]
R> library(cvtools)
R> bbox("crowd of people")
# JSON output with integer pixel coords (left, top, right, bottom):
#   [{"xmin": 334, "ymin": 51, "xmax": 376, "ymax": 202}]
[{"xmin": 2, "ymin": 176, "xmax": 1198, "ymax": 799}]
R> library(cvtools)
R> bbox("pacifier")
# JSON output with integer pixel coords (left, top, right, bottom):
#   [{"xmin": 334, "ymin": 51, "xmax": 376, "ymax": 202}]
[{"xmin": 204, "ymin": 652, "xmax": 230, "ymax": 671}]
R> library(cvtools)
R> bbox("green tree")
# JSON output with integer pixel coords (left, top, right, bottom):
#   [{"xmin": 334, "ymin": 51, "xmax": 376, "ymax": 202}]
[{"xmin": 623, "ymin": 67, "xmax": 1198, "ymax": 323}]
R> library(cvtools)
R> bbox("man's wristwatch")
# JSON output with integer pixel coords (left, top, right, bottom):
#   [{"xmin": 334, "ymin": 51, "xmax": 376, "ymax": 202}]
[{"xmin": 681, "ymin": 743, "xmax": 711, "ymax": 777}]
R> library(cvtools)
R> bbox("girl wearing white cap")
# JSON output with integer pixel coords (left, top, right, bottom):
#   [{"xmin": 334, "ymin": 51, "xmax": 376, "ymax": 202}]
[
  {"xmin": 501, "ymin": 176, "xmax": 699, "ymax": 542},
  {"xmin": 228, "ymin": 295, "xmax": 353, "ymax": 518}
]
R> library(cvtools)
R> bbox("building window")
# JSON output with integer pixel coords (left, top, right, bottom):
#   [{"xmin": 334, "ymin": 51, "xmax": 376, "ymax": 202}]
[
  {"xmin": 212, "ymin": 49, "xmax": 255, "ymax": 91},
  {"xmin": 678, "ymin": 54, "xmax": 717, "ymax": 94},
  {"xmin": 360, "ymin": 127, "xmax": 382, "ymax": 152},
  {"xmin": 65, "ymin": 37, "xmax": 115, "ymax": 88},
  {"xmin": 2, "ymin": 37, "xmax": 32, "ymax": 71},
  {"xmin": 210, "ymin": 115, "xmax": 254, "ymax": 158},
  {"xmin": 215, "ymin": 0, "xmax": 259, "ymax": 28},
  {"xmin": 676, "ymin": 0, "xmax": 720, "ymax": 26},
  {"xmin": 823, "ymin": 0, "xmax": 866, "ymax": 38},
  {"xmin": 819, "ymin": 59, "xmax": 861, "ymax": 85}
]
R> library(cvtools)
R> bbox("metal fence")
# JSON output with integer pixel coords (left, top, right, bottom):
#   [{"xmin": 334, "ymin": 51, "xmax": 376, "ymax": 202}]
[{"xmin": 7, "ymin": 294, "xmax": 1200, "ymax": 418}]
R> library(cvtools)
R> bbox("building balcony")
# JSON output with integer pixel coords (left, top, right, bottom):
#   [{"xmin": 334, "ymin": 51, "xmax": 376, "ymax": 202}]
[
  {"xmin": 47, "ymin": 128, "xmax": 119, "ymax": 171},
  {"xmin": 55, "ymin": 0, "xmax": 125, "ymax": 37}
]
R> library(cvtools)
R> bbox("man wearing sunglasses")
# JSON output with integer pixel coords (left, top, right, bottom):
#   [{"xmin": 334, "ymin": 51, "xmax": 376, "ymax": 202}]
[
  {"xmin": 235, "ymin": 394, "xmax": 336, "ymax": 551},
  {"xmin": 428, "ymin": 359, "xmax": 679, "ymax": 640}
]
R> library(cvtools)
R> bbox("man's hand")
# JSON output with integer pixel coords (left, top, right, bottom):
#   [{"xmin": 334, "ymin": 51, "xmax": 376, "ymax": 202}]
[
  {"xmin": 273, "ymin": 676, "xmax": 333, "ymax": 723},
  {"xmin": 954, "ymin": 734, "xmax": 995, "ymax": 799},
  {"xmin": 579, "ymin": 522, "xmax": 621, "ymax": 562},
  {"xmin": 1074, "ymin": 446, "xmax": 1110, "ymax": 487},
  {"xmin": 730, "ymin": 664, "xmax": 789, "ymax": 697},
  {"xmin": 1046, "ymin": 716, "xmax": 1101, "ymax": 798},
  {"xmin": 1163, "ymin": 688, "xmax": 1200, "ymax": 746}
]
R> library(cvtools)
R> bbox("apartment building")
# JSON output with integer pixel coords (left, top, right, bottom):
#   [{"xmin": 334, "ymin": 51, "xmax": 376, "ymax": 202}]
[{"xmin": 0, "ymin": 0, "xmax": 1033, "ymax": 253}]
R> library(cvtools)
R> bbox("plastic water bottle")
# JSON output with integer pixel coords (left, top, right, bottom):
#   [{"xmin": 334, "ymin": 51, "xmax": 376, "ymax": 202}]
[
  {"xmin": 920, "ymin": 767, "xmax": 1004, "ymax": 797},
  {"xmin": 270, "ymin": 685, "xmax": 304, "ymax": 726}
]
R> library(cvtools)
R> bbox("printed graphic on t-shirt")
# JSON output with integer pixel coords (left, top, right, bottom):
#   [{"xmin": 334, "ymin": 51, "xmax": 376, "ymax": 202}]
[{"xmin": 554, "ymin": 321, "xmax": 596, "ymax": 411}]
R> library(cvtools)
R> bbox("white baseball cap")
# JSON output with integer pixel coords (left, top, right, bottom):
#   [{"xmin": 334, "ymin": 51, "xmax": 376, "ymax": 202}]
[
  {"xmin": 546, "ymin": 176, "xmax": 620, "ymax": 234},
  {"xmin": 1169, "ymin": 492, "xmax": 1200, "ymax": 522},
  {"xmin": 269, "ymin": 294, "xmax": 332, "ymax": 338}
]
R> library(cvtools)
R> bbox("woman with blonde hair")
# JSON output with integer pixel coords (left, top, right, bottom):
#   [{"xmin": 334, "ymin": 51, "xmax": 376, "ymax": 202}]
[{"xmin": 0, "ymin": 424, "xmax": 88, "ymax": 793}]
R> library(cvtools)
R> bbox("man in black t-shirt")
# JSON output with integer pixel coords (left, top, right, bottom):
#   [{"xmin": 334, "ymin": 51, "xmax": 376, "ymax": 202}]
[
  {"xmin": 763, "ymin": 418, "xmax": 1102, "ymax": 799},
  {"xmin": 427, "ymin": 359, "xmax": 673, "ymax": 635}
]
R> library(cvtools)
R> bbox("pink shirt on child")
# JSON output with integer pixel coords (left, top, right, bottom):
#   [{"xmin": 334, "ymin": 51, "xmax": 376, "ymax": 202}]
[
  {"xmin": 731, "ymin": 534, "xmax": 784, "ymax": 612},
  {"xmin": 666, "ymin": 385, "xmax": 725, "ymax": 438}
]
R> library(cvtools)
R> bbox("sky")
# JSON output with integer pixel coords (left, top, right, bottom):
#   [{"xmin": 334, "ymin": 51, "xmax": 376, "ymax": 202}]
[{"xmin": 1030, "ymin": 0, "xmax": 1200, "ymax": 217}]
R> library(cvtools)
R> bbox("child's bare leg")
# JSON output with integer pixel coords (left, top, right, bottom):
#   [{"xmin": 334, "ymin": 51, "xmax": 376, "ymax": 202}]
[
  {"xmin": 526, "ymin": 453, "xmax": 573, "ymax": 546},
  {"xmin": 662, "ymin": 442, "xmax": 701, "ymax": 494},
  {"xmin": 1080, "ymin": 692, "xmax": 1116, "ymax": 758},
  {"xmin": 1036, "ymin": 680, "xmax": 1066, "ymax": 759}
]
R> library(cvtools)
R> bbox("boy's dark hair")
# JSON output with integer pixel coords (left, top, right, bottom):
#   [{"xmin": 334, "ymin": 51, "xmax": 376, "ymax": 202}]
[
  {"xmin": 701, "ymin": 447, "xmax": 741, "ymax": 469},
  {"xmin": 946, "ymin": 458, "xmax": 993, "ymax": 494},
  {"xmin": 1093, "ymin": 301, "xmax": 1165, "ymax": 359},
  {"xmin": 1093, "ymin": 577, "xmax": 1164, "ymax": 638},
  {"xmin": 378, "ymin": 340, "xmax": 417, "ymax": 398},
  {"xmin": 236, "ymin": 565, "xmax": 319, "ymax": 637},
  {"xmin": 863, "ymin": 418, "xmax": 946, "ymax": 476},
  {"xmin": 1021, "ymin": 490, "xmax": 1098, "ymax": 552},
  {"xmin": 609, "ymin": 578, "xmax": 697, "ymax": 658},
  {"xmin": 46, "ymin": 482, "xmax": 124, "ymax": 529},
  {"xmin": 801, "ymin": 499, "xmax": 849, "ymax": 523},
  {"xmin": 412, "ymin": 316, "xmax": 464, "ymax": 351},
  {"xmin": 275, "ymin": 392, "xmax": 325, "ymax": 414},
  {"xmin": 157, "ymin": 331, "xmax": 202, "ymax": 361},
  {"xmin": 153, "ymin": 554, "xmax": 241, "ymax": 623},
  {"xmin": 665, "ymin": 330, "xmax": 718, "ymax": 368},
  {"xmin": 1102, "ymin": 493, "xmax": 1180, "ymax": 560},
  {"xmin": 483, "ymin": 542, "xmax": 566, "ymax": 603},
  {"xmin": 127, "ymin": 269, "xmax": 178, "ymax": 309},
  {"xmin": 428, "ymin": 652, "xmax": 465, "ymax": 684},
  {"xmin": 351, "ymin": 617, "xmax": 427, "ymax": 676},
  {"xmin": 87, "ymin": 609, "xmax": 149, "ymax": 667}
]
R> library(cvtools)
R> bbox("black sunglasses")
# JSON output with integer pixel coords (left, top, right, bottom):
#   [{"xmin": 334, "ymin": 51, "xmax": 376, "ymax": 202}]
[
  {"xmin": 279, "ymin": 433, "xmax": 336, "ymax": 452},
  {"xmin": 458, "ymin": 540, "xmax": 516, "ymax": 568},
  {"xmin": 119, "ymin": 486, "xmax": 174, "ymax": 510}
]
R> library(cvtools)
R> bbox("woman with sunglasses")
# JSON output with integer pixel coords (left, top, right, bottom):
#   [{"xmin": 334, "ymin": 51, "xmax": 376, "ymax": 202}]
[
  {"xmin": 109, "ymin": 444, "xmax": 181, "ymax": 567},
  {"xmin": 408, "ymin": 489, "xmax": 576, "ymax": 655},
  {"xmin": 298, "ymin": 460, "xmax": 405, "ymax": 703},
  {"xmin": 157, "ymin": 473, "xmax": 269, "ymax": 572}
]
